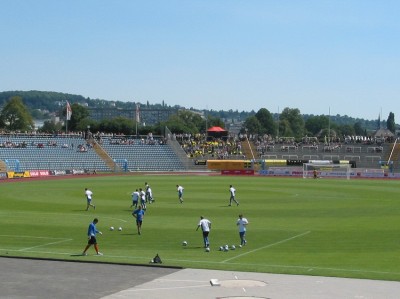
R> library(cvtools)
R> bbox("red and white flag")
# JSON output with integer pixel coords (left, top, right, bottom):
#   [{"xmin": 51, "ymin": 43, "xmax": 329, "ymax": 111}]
[
  {"xmin": 136, "ymin": 103, "xmax": 140, "ymax": 123},
  {"xmin": 66, "ymin": 101, "xmax": 72, "ymax": 120}
]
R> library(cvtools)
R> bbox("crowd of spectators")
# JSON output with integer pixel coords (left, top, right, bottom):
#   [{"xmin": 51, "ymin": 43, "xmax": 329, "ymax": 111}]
[
  {"xmin": 175, "ymin": 133, "xmax": 244, "ymax": 159},
  {"xmin": 103, "ymin": 133, "xmax": 167, "ymax": 146},
  {"xmin": 0, "ymin": 141, "xmax": 27, "ymax": 148},
  {"xmin": 1, "ymin": 130, "xmax": 395, "ymax": 160},
  {"xmin": 0, "ymin": 133, "xmax": 92, "ymax": 153}
]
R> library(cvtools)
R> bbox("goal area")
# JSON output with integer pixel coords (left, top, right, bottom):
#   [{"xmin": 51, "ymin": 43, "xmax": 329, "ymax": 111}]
[{"xmin": 303, "ymin": 162, "xmax": 352, "ymax": 180}]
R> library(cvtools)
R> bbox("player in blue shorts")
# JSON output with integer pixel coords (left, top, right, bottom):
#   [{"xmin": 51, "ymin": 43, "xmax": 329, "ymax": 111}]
[
  {"xmin": 82, "ymin": 218, "xmax": 102, "ymax": 255},
  {"xmin": 132, "ymin": 206, "xmax": 145, "ymax": 235}
]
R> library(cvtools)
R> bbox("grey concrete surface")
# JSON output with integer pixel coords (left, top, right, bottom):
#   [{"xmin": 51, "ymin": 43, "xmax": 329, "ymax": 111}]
[
  {"xmin": 1, "ymin": 257, "xmax": 400, "ymax": 299},
  {"xmin": 0, "ymin": 257, "xmax": 178, "ymax": 299},
  {"xmin": 102, "ymin": 268, "xmax": 400, "ymax": 299}
]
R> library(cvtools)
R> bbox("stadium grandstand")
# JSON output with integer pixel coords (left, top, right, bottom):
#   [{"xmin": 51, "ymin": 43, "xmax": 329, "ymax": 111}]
[
  {"xmin": 0, "ymin": 130, "xmax": 190, "ymax": 174},
  {"xmin": 177, "ymin": 131, "xmax": 399, "ymax": 175},
  {"xmin": 1, "ymin": 129, "xmax": 399, "ymax": 176}
]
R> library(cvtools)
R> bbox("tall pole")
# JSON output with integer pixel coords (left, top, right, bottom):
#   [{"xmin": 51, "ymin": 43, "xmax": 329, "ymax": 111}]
[
  {"xmin": 205, "ymin": 114, "xmax": 208, "ymax": 134},
  {"xmin": 277, "ymin": 106, "xmax": 280, "ymax": 140},
  {"xmin": 65, "ymin": 102, "xmax": 68, "ymax": 134},
  {"xmin": 328, "ymin": 107, "xmax": 331, "ymax": 146},
  {"xmin": 66, "ymin": 100, "xmax": 72, "ymax": 135},
  {"xmin": 135, "ymin": 103, "xmax": 140, "ymax": 138},
  {"xmin": 205, "ymin": 106, "xmax": 208, "ymax": 140}
]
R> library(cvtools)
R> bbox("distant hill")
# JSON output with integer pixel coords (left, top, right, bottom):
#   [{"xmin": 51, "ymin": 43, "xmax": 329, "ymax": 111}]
[
  {"xmin": 0, "ymin": 90, "xmax": 88, "ymax": 111},
  {"xmin": 0, "ymin": 90, "xmax": 178, "ymax": 112}
]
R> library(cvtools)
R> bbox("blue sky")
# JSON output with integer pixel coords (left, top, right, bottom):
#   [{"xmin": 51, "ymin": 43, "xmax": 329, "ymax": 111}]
[{"xmin": 1, "ymin": 1, "xmax": 399, "ymax": 121}]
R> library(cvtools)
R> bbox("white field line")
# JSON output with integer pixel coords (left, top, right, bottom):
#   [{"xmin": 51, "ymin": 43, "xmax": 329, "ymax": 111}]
[
  {"xmin": 0, "ymin": 235, "xmax": 68, "ymax": 239},
  {"xmin": 222, "ymin": 231, "xmax": 311, "ymax": 263},
  {"xmin": 1, "ymin": 248, "xmax": 399, "ymax": 276},
  {"xmin": 0, "ymin": 234, "xmax": 73, "ymax": 252},
  {"xmin": 18, "ymin": 238, "xmax": 73, "ymax": 251}
]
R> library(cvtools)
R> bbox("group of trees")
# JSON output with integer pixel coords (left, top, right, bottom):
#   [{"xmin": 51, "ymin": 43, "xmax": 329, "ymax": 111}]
[
  {"xmin": 0, "ymin": 93, "xmax": 397, "ymax": 141},
  {"xmin": 243, "ymin": 107, "xmax": 395, "ymax": 140},
  {"xmin": 0, "ymin": 97, "xmax": 34, "ymax": 131}
]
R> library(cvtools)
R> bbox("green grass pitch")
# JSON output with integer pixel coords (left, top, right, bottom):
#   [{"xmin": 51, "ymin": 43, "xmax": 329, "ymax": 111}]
[{"xmin": 0, "ymin": 174, "xmax": 399, "ymax": 281}]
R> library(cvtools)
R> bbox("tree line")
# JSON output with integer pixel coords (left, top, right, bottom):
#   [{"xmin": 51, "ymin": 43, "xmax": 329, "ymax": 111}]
[
  {"xmin": 243, "ymin": 107, "xmax": 396, "ymax": 141},
  {"xmin": 0, "ymin": 91, "xmax": 397, "ymax": 141}
]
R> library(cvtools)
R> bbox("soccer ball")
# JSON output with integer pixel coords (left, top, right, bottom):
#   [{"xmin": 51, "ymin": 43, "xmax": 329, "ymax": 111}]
[
  {"xmin": 219, "ymin": 246, "xmax": 223, "ymax": 251},
  {"xmin": 118, "ymin": 227, "xmax": 122, "ymax": 231},
  {"xmin": 205, "ymin": 247, "xmax": 210, "ymax": 252},
  {"xmin": 110, "ymin": 226, "xmax": 114, "ymax": 231},
  {"xmin": 182, "ymin": 241, "xmax": 188, "ymax": 246},
  {"xmin": 231, "ymin": 245, "xmax": 236, "ymax": 250},
  {"xmin": 224, "ymin": 245, "xmax": 229, "ymax": 251}
]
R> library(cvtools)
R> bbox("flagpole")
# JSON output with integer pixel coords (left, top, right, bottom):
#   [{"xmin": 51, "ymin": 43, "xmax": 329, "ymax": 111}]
[
  {"xmin": 328, "ymin": 107, "xmax": 331, "ymax": 146},
  {"xmin": 66, "ymin": 101, "xmax": 72, "ymax": 135},
  {"xmin": 135, "ymin": 103, "xmax": 140, "ymax": 138},
  {"xmin": 66, "ymin": 102, "xmax": 68, "ymax": 134},
  {"xmin": 277, "ymin": 106, "xmax": 280, "ymax": 140}
]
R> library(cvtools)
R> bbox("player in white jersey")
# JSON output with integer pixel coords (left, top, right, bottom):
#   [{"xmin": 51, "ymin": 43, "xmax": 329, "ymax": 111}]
[
  {"xmin": 176, "ymin": 185, "xmax": 184, "ymax": 203},
  {"xmin": 229, "ymin": 185, "xmax": 239, "ymax": 206},
  {"xmin": 131, "ymin": 189, "xmax": 139, "ymax": 208},
  {"xmin": 196, "ymin": 216, "xmax": 211, "ymax": 248},
  {"xmin": 236, "ymin": 214, "xmax": 249, "ymax": 246},
  {"xmin": 85, "ymin": 188, "xmax": 96, "ymax": 211}
]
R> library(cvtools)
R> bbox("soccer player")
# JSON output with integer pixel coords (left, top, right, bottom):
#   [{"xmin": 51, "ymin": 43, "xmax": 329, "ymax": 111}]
[
  {"xmin": 132, "ymin": 206, "xmax": 145, "ymax": 235},
  {"xmin": 131, "ymin": 189, "xmax": 139, "ymax": 208},
  {"xmin": 85, "ymin": 188, "xmax": 96, "ymax": 211},
  {"xmin": 196, "ymin": 216, "xmax": 211, "ymax": 248},
  {"xmin": 146, "ymin": 185, "xmax": 154, "ymax": 204},
  {"xmin": 145, "ymin": 182, "xmax": 150, "ymax": 201},
  {"xmin": 139, "ymin": 188, "xmax": 146, "ymax": 210},
  {"xmin": 229, "ymin": 185, "xmax": 239, "ymax": 206},
  {"xmin": 236, "ymin": 214, "xmax": 249, "ymax": 246},
  {"xmin": 176, "ymin": 185, "xmax": 184, "ymax": 203},
  {"xmin": 82, "ymin": 218, "xmax": 102, "ymax": 256}
]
